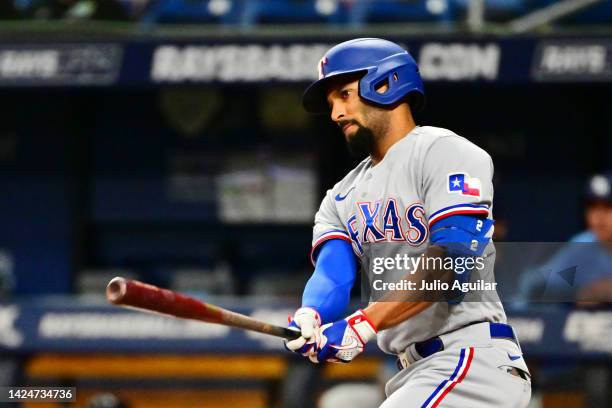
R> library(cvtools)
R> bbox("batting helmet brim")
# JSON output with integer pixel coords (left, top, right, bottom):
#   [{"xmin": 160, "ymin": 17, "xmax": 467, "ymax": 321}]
[{"xmin": 302, "ymin": 69, "xmax": 367, "ymax": 113}]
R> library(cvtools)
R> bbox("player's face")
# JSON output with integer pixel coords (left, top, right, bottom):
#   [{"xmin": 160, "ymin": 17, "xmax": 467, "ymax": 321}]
[
  {"xmin": 326, "ymin": 78, "xmax": 389, "ymax": 157},
  {"xmin": 586, "ymin": 201, "xmax": 612, "ymax": 242},
  {"xmin": 326, "ymin": 78, "xmax": 365, "ymax": 138}
]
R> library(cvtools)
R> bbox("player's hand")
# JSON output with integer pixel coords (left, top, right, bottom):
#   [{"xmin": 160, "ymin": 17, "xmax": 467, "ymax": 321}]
[
  {"xmin": 284, "ymin": 307, "xmax": 321, "ymax": 356},
  {"xmin": 311, "ymin": 309, "xmax": 377, "ymax": 363}
]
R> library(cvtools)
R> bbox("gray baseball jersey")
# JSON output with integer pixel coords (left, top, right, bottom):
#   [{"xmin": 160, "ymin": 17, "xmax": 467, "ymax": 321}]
[{"xmin": 311, "ymin": 125, "xmax": 506, "ymax": 355}]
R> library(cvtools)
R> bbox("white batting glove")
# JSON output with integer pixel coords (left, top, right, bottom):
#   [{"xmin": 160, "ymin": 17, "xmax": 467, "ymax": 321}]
[
  {"xmin": 311, "ymin": 309, "xmax": 378, "ymax": 363},
  {"xmin": 284, "ymin": 307, "xmax": 321, "ymax": 356}
]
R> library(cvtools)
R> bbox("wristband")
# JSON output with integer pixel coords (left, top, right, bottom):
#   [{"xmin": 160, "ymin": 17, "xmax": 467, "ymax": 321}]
[{"xmin": 345, "ymin": 309, "xmax": 377, "ymax": 344}]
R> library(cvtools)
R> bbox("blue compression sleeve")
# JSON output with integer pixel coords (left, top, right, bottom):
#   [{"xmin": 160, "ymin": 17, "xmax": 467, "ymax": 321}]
[
  {"xmin": 430, "ymin": 214, "xmax": 494, "ymax": 257},
  {"xmin": 302, "ymin": 239, "xmax": 357, "ymax": 323},
  {"xmin": 429, "ymin": 214, "xmax": 494, "ymax": 304}
]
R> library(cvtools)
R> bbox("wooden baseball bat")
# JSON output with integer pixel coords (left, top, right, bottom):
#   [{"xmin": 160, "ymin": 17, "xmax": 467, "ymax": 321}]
[{"xmin": 106, "ymin": 277, "xmax": 300, "ymax": 340}]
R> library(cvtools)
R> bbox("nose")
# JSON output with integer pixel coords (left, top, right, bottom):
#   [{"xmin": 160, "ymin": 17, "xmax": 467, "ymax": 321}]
[{"xmin": 330, "ymin": 100, "xmax": 345, "ymax": 123}]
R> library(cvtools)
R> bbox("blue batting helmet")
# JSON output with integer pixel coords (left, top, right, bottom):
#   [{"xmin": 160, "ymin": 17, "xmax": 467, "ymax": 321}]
[{"xmin": 302, "ymin": 38, "xmax": 425, "ymax": 113}]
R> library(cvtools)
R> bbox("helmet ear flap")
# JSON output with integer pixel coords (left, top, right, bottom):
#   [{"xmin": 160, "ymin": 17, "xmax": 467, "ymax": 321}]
[
  {"xmin": 374, "ymin": 70, "xmax": 405, "ymax": 95},
  {"xmin": 360, "ymin": 61, "xmax": 424, "ymax": 108},
  {"xmin": 372, "ymin": 77, "xmax": 425, "ymax": 113},
  {"xmin": 374, "ymin": 77, "xmax": 390, "ymax": 94},
  {"xmin": 372, "ymin": 71, "xmax": 403, "ymax": 97},
  {"xmin": 385, "ymin": 70, "xmax": 404, "ymax": 95}
]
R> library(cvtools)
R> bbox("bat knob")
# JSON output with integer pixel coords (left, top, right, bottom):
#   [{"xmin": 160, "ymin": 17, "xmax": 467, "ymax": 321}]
[{"xmin": 106, "ymin": 277, "xmax": 127, "ymax": 304}]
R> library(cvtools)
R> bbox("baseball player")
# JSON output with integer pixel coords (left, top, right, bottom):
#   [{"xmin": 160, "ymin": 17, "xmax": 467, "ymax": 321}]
[{"xmin": 285, "ymin": 38, "xmax": 531, "ymax": 407}]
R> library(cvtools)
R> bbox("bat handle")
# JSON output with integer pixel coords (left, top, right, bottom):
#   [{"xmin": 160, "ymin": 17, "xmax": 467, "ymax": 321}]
[{"xmin": 281, "ymin": 327, "xmax": 302, "ymax": 340}]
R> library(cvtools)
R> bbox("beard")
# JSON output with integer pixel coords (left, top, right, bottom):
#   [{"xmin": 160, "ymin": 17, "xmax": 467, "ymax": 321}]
[{"xmin": 346, "ymin": 123, "xmax": 376, "ymax": 159}]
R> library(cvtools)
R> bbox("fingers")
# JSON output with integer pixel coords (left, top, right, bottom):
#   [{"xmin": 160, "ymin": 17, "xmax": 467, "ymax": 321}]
[
  {"xmin": 286, "ymin": 307, "xmax": 324, "ymax": 360},
  {"xmin": 285, "ymin": 336, "xmax": 307, "ymax": 352},
  {"xmin": 285, "ymin": 326, "xmax": 319, "ymax": 356},
  {"xmin": 286, "ymin": 337, "xmax": 318, "ymax": 356},
  {"xmin": 287, "ymin": 311, "xmax": 368, "ymax": 364},
  {"xmin": 299, "ymin": 318, "xmax": 316, "ymax": 339},
  {"xmin": 292, "ymin": 307, "xmax": 321, "ymax": 340},
  {"xmin": 306, "ymin": 330, "xmax": 327, "ymax": 363}
]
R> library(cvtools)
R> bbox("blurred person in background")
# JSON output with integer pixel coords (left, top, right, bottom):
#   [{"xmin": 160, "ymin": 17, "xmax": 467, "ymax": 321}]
[
  {"xmin": 572, "ymin": 172, "xmax": 612, "ymax": 244},
  {"xmin": 25, "ymin": 0, "xmax": 129, "ymax": 21},
  {"xmin": 573, "ymin": 172, "xmax": 612, "ymax": 305},
  {"xmin": 519, "ymin": 172, "xmax": 612, "ymax": 305}
]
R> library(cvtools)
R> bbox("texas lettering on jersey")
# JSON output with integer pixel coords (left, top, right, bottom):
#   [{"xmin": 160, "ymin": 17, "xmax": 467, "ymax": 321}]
[{"xmin": 346, "ymin": 200, "xmax": 428, "ymax": 256}]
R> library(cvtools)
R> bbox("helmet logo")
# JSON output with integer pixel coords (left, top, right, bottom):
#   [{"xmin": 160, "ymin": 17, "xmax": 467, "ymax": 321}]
[{"xmin": 318, "ymin": 56, "xmax": 328, "ymax": 80}]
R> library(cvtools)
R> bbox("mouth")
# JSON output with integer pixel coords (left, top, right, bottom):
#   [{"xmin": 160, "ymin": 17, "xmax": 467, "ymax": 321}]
[{"xmin": 342, "ymin": 123, "xmax": 356, "ymax": 134}]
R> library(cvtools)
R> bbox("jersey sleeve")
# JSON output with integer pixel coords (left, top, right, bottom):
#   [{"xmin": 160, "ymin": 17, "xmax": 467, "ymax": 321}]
[
  {"xmin": 310, "ymin": 188, "xmax": 352, "ymax": 265},
  {"xmin": 421, "ymin": 136, "xmax": 493, "ymax": 228}
]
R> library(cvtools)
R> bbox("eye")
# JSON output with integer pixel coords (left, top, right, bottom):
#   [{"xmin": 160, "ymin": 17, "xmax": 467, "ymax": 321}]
[{"xmin": 340, "ymin": 89, "xmax": 351, "ymax": 99}]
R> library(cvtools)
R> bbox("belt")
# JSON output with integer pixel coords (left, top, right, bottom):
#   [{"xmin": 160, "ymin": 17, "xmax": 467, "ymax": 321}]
[{"xmin": 396, "ymin": 322, "xmax": 518, "ymax": 370}]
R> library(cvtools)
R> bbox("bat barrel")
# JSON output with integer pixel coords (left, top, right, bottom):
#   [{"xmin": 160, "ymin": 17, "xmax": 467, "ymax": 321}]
[{"xmin": 106, "ymin": 277, "xmax": 301, "ymax": 340}]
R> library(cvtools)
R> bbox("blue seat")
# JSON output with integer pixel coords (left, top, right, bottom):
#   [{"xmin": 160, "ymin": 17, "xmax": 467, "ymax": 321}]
[
  {"xmin": 350, "ymin": 0, "xmax": 457, "ymax": 25},
  {"xmin": 241, "ymin": 0, "xmax": 349, "ymax": 25},
  {"xmin": 143, "ymin": 0, "xmax": 243, "ymax": 24},
  {"xmin": 452, "ymin": 0, "xmax": 527, "ymax": 21}
]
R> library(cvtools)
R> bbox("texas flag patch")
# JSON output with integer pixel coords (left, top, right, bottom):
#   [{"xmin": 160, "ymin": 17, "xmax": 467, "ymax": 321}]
[{"xmin": 448, "ymin": 173, "xmax": 481, "ymax": 197}]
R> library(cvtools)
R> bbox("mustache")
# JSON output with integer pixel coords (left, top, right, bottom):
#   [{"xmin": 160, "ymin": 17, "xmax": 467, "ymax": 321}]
[{"xmin": 338, "ymin": 119, "xmax": 360, "ymax": 129}]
